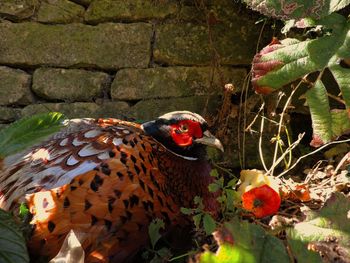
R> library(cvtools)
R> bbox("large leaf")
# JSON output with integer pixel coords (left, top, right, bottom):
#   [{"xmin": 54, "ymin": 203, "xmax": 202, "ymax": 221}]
[
  {"xmin": 252, "ymin": 13, "xmax": 350, "ymax": 145},
  {"xmin": 305, "ymin": 80, "xmax": 350, "ymax": 146},
  {"xmin": 0, "ymin": 209, "xmax": 29, "ymax": 263},
  {"xmin": 0, "ymin": 112, "xmax": 65, "ymax": 157},
  {"xmin": 252, "ymin": 13, "xmax": 350, "ymax": 92},
  {"xmin": 200, "ymin": 218, "xmax": 289, "ymax": 263},
  {"xmin": 287, "ymin": 192, "xmax": 350, "ymax": 262},
  {"xmin": 243, "ymin": 0, "xmax": 350, "ymax": 20}
]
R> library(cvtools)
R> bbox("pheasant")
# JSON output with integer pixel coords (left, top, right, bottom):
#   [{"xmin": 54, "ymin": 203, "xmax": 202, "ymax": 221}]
[{"xmin": 0, "ymin": 111, "xmax": 223, "ymax": 262}]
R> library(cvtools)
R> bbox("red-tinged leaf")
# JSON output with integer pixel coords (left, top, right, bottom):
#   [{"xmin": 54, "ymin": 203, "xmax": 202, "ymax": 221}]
[
  {"xmin": 252, "ymin": 38, "xmax": 284, "ymax": 94},
  {"xmin": 281, "ymin": 183, "xmax": 311, "ymax": 202},
  {"xmin": 252, "ymin": 14, "xmax": 349, "ymax": 93},
  {"xmin": 243, "ymin": 0, "xmax": 350, "ymax": 20}
]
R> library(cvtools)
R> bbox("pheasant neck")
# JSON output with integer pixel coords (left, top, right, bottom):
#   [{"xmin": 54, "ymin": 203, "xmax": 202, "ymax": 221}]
[{"xmin": 156, "ymin": 150, "xmax": 219, "ymax": 216}]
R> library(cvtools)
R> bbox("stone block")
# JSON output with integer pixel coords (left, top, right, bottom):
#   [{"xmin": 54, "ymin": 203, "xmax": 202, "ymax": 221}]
[
  {"xmin": 0, "ymin": 107, "xmax": 21, "ymax": 123},
  {"xmin": 36, "ymin": 0, "xmax": 85, "ymax": 23},
  {"xmin": 32, "ymin": 68, "xmax": 110, "ymax": 102},
  {"xmin": 21, "ymin": 101, "xmax": 130, "ymax": 119},
  {"xmin": 176, "ymin": 0, "xmax": 259, "ymax": 23},
  {"xmin": 0, "ymin": 66, "xmax": 32, "ymax": 106},
  {"xmin": 70, "ymin": 0, "xmax": 92, "ymax": 7},
  {"xmin": 0, "ymin": 0, "xmax": 38, "ymax": 20},
  {"xmin": 154, "ymin": 21, "xmax": 265, "ymax": 65},
  {"xmin": 85, "ymin": 0, "xmax": 178, "ymax": 23},
  {"xmin": 127, "ymin": 95, "xmax": 220, "ymax": 121},
  {"xmin": 112, "ymin": 66, "xmax": 246, "ymax": 100},
  {"xmin": 0, "ymin": 22, "xmax": 152, "ymax": 70}
]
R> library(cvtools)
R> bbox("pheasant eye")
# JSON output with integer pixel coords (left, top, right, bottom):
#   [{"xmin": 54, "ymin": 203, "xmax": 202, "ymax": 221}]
[{"xmin": 180, "ymin": 124, "xmax": 189, "ymax": 132}]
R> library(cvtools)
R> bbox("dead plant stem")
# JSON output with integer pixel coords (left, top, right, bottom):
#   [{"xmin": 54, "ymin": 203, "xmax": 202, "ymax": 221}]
[
  {"xmin": 278, "ymin": 137, "xmax": 350, "ymax": 178},
  {"xmin": 270, "ymin": 87, "xmax": 299, "ymax": 176},
  {"xmin": 258, "ymin": 103, "xmax": 269, "ymax": 172}
]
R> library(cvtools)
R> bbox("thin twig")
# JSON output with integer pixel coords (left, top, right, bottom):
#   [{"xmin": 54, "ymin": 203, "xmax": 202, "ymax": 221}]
[
  {"xmin": 238, "ymin": 72, "xmax": 252, "ymax": 168},
  {"xmin": 334, "ymin": 152, "xmax": 350, "ymax": 174},
  {"xmin": 269, "ymin": 133, "xmax": 305, "ymax": 175},
  {"xmin": 258, "ymin": 103, "xmax": 268, "ymax": 172},
  {"xmin": 285, "ymin": 127, "xmax": 293, "ymax": 169},
  {"xmin": 239, "ymin": 20, "xmax": 267, "ymax": 168},
  {"xmin": 245, "ymin": 102, "xmax": 265, "ymax": 132},
  {"xmin": 270, "ymin": 87, "xmax": 299, "ymax": 176},
  {"xmin": 278, "ymin": 137, "xmax": 350, "ymax": 178}
]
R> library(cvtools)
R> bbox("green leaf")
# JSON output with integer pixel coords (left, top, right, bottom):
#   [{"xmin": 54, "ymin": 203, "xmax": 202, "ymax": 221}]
[
  {"xmin": 286, "ymin": 232, "xmax": 322, "ymax": 263},
  {"xmin": 203, "ymin": 214, "xmax": 216, "ymax": 235},
  {"xmin": 243, "ymin": 0, "xmax": 350, "ymax": 20},
  {"xmin": 253, "ymin": 14, "xmax": 349, "ymax": 91},
  {"xmin": 200, "ymin": 218, "xmax": 289, "ymax": 263},
  {"xmin": 216, "ymin": 196, "xmax": 225, "ymax": 203},
  {"xmin": 200, "ymin": 244, "xmax": 255, "ymax": 263},
  {"xmin": 306, "ymin": 80, "xmax": 350, "ymax": 146},
  {"xmin": 208, "ymin": 183, "xmax": 221, "ymax": 193},
  {"xmin": 18, "ymin": 203, "xmax": 29, "ymax": 220},
  {"xmin": 329, "ymin": 63, "xmax": 350, "ymax": 106},
  {"xmin": 0, "ymin": 209, "xmax": 29, "ymax": 263},
  {"xmin": 180, "ymin": 207, "xmax": 193, "ymax": 215},
  {"xmin": 148, "ymin": 219, "xmax": 165, "ymax": 249},
  {"xmin": 210, "ymin": 169, "xmax": 219, "ymax": 177},
  {"xmin": 305, "ymin": 80, "xmax": 332, "ymax": 145},
  {"xmin": 193, "ymin": 214, "xmax": 202, "ymax": 229},
  {"xmin": 252, "ymin": 14, "xmax": 350, "ymax": 145},
  {"xmin": 224, "ymin": 189, "xmax": 236, "ymax": 211},
  {"xmin": 226, "ymin": 178, "xmax": 237, "ymax": 188},
  {"xmin": 0, "ymin": 112, "xmax": 65, "ymax": 157},
  {"xmin": 194, "ymin": 196, "xmax": 203, "ymax": 208},
  {"xmin": 287, "ymin": 192, "xmax": 350, "ymax": 262}
]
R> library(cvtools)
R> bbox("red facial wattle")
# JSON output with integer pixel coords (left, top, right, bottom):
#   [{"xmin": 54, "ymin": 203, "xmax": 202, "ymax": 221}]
[{"xmin": 170, "ymin": 120, "xmax": 203, "ymax": 147}]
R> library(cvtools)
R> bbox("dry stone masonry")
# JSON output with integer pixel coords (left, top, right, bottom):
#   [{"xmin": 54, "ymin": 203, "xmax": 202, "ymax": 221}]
[{"xmin": 0, "ymin": 0, "xmax": 273, "ymax": 166}]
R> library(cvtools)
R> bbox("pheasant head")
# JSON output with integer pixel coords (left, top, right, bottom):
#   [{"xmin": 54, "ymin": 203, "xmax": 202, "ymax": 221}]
[{"xmin": 142, "ymin": 111, "xmax": 224, "ymax": 160}]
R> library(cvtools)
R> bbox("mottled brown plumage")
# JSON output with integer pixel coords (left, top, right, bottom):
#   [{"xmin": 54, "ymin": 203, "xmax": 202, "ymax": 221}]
[{"xmin": 0, "ymin": 111, "xmax": 222, "ymax": 262}]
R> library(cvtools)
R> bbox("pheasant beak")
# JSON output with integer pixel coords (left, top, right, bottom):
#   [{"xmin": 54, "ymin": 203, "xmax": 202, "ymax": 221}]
[{"xmin": 195, "ymin": 131, "xmax": 224, "ymax": 152}]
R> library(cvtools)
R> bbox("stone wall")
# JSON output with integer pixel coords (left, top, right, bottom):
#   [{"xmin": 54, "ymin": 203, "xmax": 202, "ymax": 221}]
[{"xmin": 0, "ymin": 0, "xmax": 273, "ymax": 166}]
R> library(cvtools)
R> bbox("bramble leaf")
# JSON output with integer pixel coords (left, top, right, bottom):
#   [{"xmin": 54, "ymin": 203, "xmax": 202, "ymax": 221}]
[
  {"xmin": 0, "ymin": 112, "xmax": 65, "ymax": 157},
  {"xmin": 252, "ymin": 14, "xmax": 349, "ymax": 92},
  {"xmin": 243, "ymin": 0, "xmax": 350, "ymax": 20},
  {"xmin": 200, "ymin": 218, "xmax": 289, "ymax": 263},
  {"xmin": 252, "ymin": 13, "xmax": 350, "ymax": 145},
  {"xmin": 287, "ymin": 192, "xmax": 350, "ymax": 262},
  {"xmin": 0, "ymin": 209, "xmax": 29, "ymax": 263}
]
